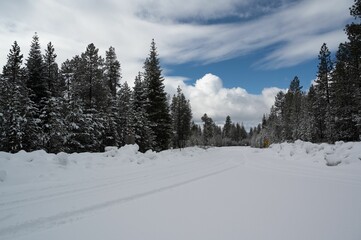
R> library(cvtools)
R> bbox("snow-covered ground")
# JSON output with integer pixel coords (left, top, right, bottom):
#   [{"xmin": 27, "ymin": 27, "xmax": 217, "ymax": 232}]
[{"xmin": 1, "ymin": 141, "xmax": 361, "ymax": 240}]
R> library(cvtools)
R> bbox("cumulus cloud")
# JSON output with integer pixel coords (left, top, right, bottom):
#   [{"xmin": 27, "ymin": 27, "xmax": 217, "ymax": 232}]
[{"xmin": 165, "ymin": 74, "xmax": 284, "ymax": 128}]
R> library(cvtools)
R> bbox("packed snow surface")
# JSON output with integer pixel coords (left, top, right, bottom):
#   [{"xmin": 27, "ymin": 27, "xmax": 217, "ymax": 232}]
[{"xmin": 0, "ymin": 141, "xmax": 361, "ymax": 240}]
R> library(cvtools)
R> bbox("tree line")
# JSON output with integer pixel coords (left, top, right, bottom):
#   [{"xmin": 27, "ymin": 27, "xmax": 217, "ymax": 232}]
[
  {"xmin": 0, "ymin": 35, "xmax": 250, "ymax": 153},
  {"xmin": 250, "ymin": 0, "xmax": 361, "ymax": 147},
  {"xmin": 0, "ymin": 36, "xmax": 194, "ymax": 153},
  {"xmin": 2, "ymin": 0, "xmax": 360, "ymax": 153}
]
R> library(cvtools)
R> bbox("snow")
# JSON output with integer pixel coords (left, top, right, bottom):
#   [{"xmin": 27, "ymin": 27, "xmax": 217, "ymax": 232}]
[{"xmin": 0, "ymin": 141, "xmax": 361, "ymax": 240}]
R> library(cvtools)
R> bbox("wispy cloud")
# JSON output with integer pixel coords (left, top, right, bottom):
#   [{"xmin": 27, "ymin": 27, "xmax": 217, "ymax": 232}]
[
  {"xmin": 0, "ymin": 0, "xmax": 353, "ymax": 126},
  {"xmin": 0, "ymin": 0, "xmax": 352, "ymax": 78}
]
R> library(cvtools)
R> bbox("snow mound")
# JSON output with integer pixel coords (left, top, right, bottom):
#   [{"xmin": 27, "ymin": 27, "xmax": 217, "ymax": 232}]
[
  {"xmin": 54, "ymin": 152, "xmax": 69, "ymax": 166},
  {"xmin": 104, "ymin": 146, "xmax": 118, "ymax": 157},
  {"xmin": 270, "ymin": 140, "xmax": 361, "ymax": 166}
]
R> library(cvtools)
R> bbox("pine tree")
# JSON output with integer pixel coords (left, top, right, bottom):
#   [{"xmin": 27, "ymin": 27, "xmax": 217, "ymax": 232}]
[
  {"xmin": 345, "ymin": 0, "xmax": 361, "ymax": 138},
  {"xmin": 117, "ymin": 82, "xmax": 135, "ymax": 146},
  {"xmin": 65, "ymin": 44, "xmax": 108, "ymax": 152},
  {"xmin": 170, "ymin": 86, "xmax": 192, "ymax": 149},
  {"xmin": 289, "ymin": 76, "xmax": 303, "ymax": 140},
  {"xmin": 315, "ymin": 43, "xmax": 334, "ymax": 142},
  {"xmin": 43, "ymin": 42, "xmax": 60, "ymax": 96},
  {"xmin": 65, "ymin": 105, "xmax": 98, "ymax": 152},
  {"xmin": 189, "ymin": 121, "xmax": 202, "ymax": 146},
  {"xmin": 62, "ymin": 55, "xmax": 99, "ymax": 152},
  {"xmin": 103, "ymin": 47, "xmax": 121, "ymax": 147},
  {"xmin": 79, "ymin": 43, "xmax": 106, "ymax": 111},
  {"xmin": 223, "ymin": 116, "xmax": 232, "ymax": 138},
  {"xmin": 41, "ymin": 42, "xmax": 68, "ymax": 152},
  {"xmin": 143, "ymin": 39, "xmax": 172, "ymax": 151},
  {"xmin": 201, "ymin": 113, "xmax": 214, "ymax": 147},
  {"xmin": 132, "ymin": 72, "xmax": 154, "ymax": 152},
  {"xmin": 298, "ymin": 92, "xmax": 315, "ymax": 142},
  {"xmin": 332, "ymin": 43, "xmax": 359, "ymax": 141},
  {"xmin": 274, "ymin": 91, "xmax": 288, "ymax": 141},
  {"xmin": 104, "ymin": 46, "xmax": 121, "ymax": 98},
  {"xmin": 26, "ymin": 33, "xmax": 47, "ymax": 106},
  {"xmin": 0, "ymin": 41, "xmax": 40, "ymax": 152}
]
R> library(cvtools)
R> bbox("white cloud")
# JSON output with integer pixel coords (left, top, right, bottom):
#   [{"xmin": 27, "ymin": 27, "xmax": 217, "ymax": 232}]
[
  {"xmin": 0, "ymin": 0, "xmax": 353, "ymax": 127},
  {"xmin": 165, "ymin": 74, "xmax": 284, "ymax": 128},
  {"xmin": 0, "ymin": 0, "xmax": 353, "ymax": 83}
]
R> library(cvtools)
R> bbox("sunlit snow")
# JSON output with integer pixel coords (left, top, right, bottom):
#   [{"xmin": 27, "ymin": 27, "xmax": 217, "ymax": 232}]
[{"xmin": 0, "ymin": 141, "xmax": 361, "ymax": 240}]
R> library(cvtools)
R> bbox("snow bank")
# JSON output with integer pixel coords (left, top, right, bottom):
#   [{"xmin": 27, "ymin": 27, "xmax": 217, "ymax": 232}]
[
  {"xmin": 0, "ymin": 145, "xmax": 208, "ymax": 185},
  {"xmin": 269, "ymin": 140, "xmax": 361, "ymax": 166},
  {"xmin": 1, "ymin": 142, "xmax": 360, "ymax": 185}
]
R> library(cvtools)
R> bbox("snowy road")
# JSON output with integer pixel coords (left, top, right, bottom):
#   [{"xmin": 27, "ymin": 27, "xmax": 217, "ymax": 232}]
[{"xmin": 1, "ymin": 143, "xmax": 361, "ymax": 240}]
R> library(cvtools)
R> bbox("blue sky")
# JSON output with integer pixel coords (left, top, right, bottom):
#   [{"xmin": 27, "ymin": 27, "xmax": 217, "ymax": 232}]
[
  {"xmin": 166, "ymin": 53, "xmax": 318, "ymax": 94},
  {"xmin": 0, "ymin": 0, "xmax": 354, "ymax": 126}
]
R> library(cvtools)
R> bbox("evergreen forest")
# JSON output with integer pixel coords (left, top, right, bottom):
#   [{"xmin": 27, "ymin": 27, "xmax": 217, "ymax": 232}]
[{"xmin": 0, "ymin": 0, "xmax": 360, "ymax": 153}]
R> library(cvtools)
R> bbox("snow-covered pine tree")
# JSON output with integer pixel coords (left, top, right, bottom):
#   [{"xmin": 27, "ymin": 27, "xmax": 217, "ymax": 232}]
[
  {"xmin": 201, "ymin": 113, "xmax": 214, "ymax": 147},
  {"xmin": 170, "ymin": 86, "xmax": 192, "ymax": 149},
  {"xmin": 102, "ymin": 46, "xmax": 121, "ymax": 147},
  {"xmin": 273, "ymin": 91, "xmax": 287, "ymax": 141},
  {"xmin": 43, "ymin": 42, "xmax": 60, "ymax": 96},
  {"xmin": 222, "ymin": 115, "xmax": 232, "ymax": 145},
  {"xmin": 0, "ymin": 41, "xmax": 26, "ymax": 152},
  {"xmin": 143, "ymin": 39, "xmax": 172, "ymax": 151},
  {"xmin": 59, "ymin": 59, "xmax": 73, "ymax": 102},
  {"xmin": 63, "ymin": 55, "xmax": 103, "ymax": 152},
  {"xmin": 289, "ymin": 76, "xmax": 303, "ymax": 140},
  {"xmin": 331, "ymin": 43, "xmax": 359, "ymax": 141},
  {"xmin": 26, "ymin": 33, "xmax": 47, "ymax": 106},
  {"xmin": 132, "ymin": 72, "xmax": 154, "ymax": 152},
  {"xmin": 104, "ymin": 46, "xmax": 121, "ymax": 98},
  {"xmin": 117, "ymin": 82, "xmax": 135, "ymax": 146},
  {"xmin": 0, "ymin": 41, "xmax": 41, "ymax": 152},
  {"xmin": 68, "ymin": 44, "xmax": 108, "ymax": 151},
  {"xmin": 189, "ymin": 121, "xmax": 202, "ymax": 146},
  {"xmin": 345, "ymin": 0, "xmax": 361, "ymax": 139},
  {"xmin": 41, "ymin": 42, "xmax": 68, "ymax": 152},
  {"xmin": 25, "ymin": 33, "xmax": 48, "ymax": 149},
  {"xmin": 65, "ymin": 104, "xmax": 98, "ymax": 152},
  {"xmin": 298, "ymin": 91, "xmax": 315, "ymax": 142},
  {"xmin": 315, "ymin": 43, "xmax": 334, "ymax": 142},
  {"xmin": 79, "ymin": 43, "xmax": 106, "ymax": 111}
]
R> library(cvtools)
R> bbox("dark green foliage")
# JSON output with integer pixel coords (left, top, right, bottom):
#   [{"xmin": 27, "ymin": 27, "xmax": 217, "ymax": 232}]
[
  {"xmin": 79, "ymin": 43, "xmax": 107, "ymax": 111},
  {"xmin": 201, "ymin": 113, "xmax": 214, "ymax": 146},
  {"xmin": 143, "ymin": 40, "xmax": 172, "ymax": 151},
  {"xmin": 103, "ymin": 47, "xmax": 121, "ymax": 147},
  {"xmin": 43, "ymin": 42, "xmax": 60, "ymax": 96},
  {"xmin": 41, "ymin": 42, "xmax": 68, "ymax": 152},
  {"xmin": 170, "ymin": 86, "xmax": 192, "ymax": 149},
  {"xmin": 105, "ymin": 46, "xmax": 121, "ymax": 99},
  {"xmin": 132, "ymin": 72, "xmax": 154, "ymax": 152},
  {"xmin": 117, "ymin": 82, "xmax": 135, "ymax": 146},
  {"xmin": 26, "ymin": 33, "xmax": 47, "ymax": 106},
  {"xmin": 0, "ymin": 41, "xmax": 40, "ymax": 152},
  {"xmin": 315, "ymin": 43, "xmax": 334, "ymax": 142},
  {"xmin": 332, "ymin": 43, "xmax": 359, "ymax": 141},
  {"xmin": 223, "ymin": 116, "xmax": 232, "ymax": 139}
]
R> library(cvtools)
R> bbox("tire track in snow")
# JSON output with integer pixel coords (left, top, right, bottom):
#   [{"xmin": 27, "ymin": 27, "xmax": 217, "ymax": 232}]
[
  {"xmin": 0, "ymin": 164, "xmax": 238, "ymax": 239},
  {"xmin": 0, "ymin": 157, "xmax": 230, "ymax": 209}
]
